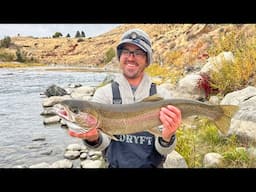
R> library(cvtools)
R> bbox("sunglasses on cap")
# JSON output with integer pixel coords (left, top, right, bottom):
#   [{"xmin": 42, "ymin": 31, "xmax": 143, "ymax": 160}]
[{"xmin": 122, "ymin": 31, "xmax": 151, "ymax": 47}]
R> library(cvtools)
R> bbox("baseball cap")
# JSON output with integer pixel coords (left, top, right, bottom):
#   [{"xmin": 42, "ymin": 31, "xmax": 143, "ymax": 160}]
[{"xmin": 117, "ymin": 28, "xmax": 152, "ymax": 65}]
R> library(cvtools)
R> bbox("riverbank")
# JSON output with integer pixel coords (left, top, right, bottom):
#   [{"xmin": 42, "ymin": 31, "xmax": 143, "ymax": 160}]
[
  {"xmin": 0, "ymin": 68, "xmax": 108, "ymax": 168},
  {"xmin": 0, "ymin": 62, "xmax": 46, "ymax": 68},
  {"xmin": 0, "ymin": 63, "xmax": 120, "ymax": 73},
  {"xmin": 41, "ymin": 66, "xmax": 120, "ymax": 73}
]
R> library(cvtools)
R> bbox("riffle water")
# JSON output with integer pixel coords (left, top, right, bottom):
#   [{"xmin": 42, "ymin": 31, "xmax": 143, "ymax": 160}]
[{"xmin": 0, "ymin": 67, "xmax": 108, "ymax": 168}]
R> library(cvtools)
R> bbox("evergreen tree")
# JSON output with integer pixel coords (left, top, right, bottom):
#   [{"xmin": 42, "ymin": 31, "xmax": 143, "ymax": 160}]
[
  {"xmin": 75, "ymin": 31, "xmax": 81, "ymax": 38},
  {"xmin": 81, "ymin": 31, "xmax": 86, "ymax": 37},
  {"xmin": 0, "ymin": 36, "xmax": 11, "ymax": 48},
  {"xmin": 66, "ymin": 33, "xmax": 71, "ymax": 38}
]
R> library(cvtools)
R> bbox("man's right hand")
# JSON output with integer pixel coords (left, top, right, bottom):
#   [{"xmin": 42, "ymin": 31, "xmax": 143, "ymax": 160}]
[{"xmin": 68, "ymin": 127, "xmax": 100, "ymax": 142}]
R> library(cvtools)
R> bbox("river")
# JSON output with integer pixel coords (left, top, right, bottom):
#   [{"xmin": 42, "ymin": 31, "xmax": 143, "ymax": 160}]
[{"xmin": 0, "ymin": 67, "xmax": 109, "ymax": 168}]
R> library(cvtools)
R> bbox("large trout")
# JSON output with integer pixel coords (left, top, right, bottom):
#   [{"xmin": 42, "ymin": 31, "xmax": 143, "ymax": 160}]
[{"xmin": 54, "ymin": 96, "xmax": 239, "ymax": 138}]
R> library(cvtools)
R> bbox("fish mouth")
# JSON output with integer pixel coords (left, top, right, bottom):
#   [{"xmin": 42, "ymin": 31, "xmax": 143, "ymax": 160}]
[
  {"xmin": 53, "ymin": 104, "xmax": 75, "ymax": 122},
  {"xmin": 53, "ymin": 104, "xmax": 90, "ymax": 133},
  {"xmin": 62, "ymin": 119, "xmax": 89, "ymax": 133}
]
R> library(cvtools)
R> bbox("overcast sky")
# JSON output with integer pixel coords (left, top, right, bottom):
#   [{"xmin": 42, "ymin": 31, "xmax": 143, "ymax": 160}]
[{"xmin": 0, "ymin": 24, "xmax": 121, "ymax": 39}]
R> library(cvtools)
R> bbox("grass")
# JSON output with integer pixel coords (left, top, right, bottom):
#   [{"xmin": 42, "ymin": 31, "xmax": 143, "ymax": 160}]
[
  {"xmin": 208, "ymin": 29, "xmax": 256, "ymax": 95},
  {"xmin": 1, "ymin": 25, "xmax": 255, "ymax": 167},
  {"xmin": 145, "ymin": 27, "xmax": 256, "ymax": 168},
  {"xmin": 175, "ymin": 117, "xmax": 254, "ymax": 168}
]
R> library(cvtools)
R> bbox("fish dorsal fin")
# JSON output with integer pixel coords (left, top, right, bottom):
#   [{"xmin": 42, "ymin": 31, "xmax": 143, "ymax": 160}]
[{"xmin": 141, "ymin": 94, "xmax": 164, "ymax": 102}]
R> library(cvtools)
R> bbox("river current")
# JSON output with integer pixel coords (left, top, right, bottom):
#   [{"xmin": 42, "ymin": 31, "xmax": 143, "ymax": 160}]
[{"xmin": 0, "ymin": 67, "xmax": 108, "ymax": 168}]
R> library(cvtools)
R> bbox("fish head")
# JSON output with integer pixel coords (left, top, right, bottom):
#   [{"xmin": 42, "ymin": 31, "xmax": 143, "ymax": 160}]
[
  {"xmin": 54, "ymin": 99, "xmax": 99, "ymax": 130},
  {"xmin": 53, "ymin": 103, "xmax": 75, "ymax": 122}
]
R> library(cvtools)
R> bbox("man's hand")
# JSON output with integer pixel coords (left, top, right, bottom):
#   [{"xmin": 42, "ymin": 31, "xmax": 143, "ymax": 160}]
[
  {"xmin": 68, "ymin": 127, "xmax": 99, "ymax": 142},
  {"xmin": 159, "ymin": 105, "xmax": 181, "ymax": 142}
]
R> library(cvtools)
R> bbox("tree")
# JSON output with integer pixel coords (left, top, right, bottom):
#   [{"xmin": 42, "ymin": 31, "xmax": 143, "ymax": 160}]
[
  {"xmin": 81, "ymin": 31, "xmax": 86, "ymax": 37},
  {"xmin": 66, "ymin": 33, "xmax": 71, "ymax": 38},
  {"xmin": 52, "ymin": 32, "xmax": 63, "ymax": 38},
  {"xmin": 0, "ymin": 36, "xmax": 11, "ymax": 48},
  {"xmin": 75, "ymin": 31, "xmax": 81, "ymax": 38}
]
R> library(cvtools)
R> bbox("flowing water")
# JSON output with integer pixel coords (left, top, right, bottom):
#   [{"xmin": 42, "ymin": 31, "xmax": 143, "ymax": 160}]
[{"xmin": 0, "ymin": 67, "xmax": 108, "ymax": 168}]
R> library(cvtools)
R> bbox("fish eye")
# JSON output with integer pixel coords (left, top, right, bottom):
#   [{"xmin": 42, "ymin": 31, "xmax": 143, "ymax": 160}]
[{"xmin": 71, "ymin": 107, "xmax": 79, "ymax": 114}]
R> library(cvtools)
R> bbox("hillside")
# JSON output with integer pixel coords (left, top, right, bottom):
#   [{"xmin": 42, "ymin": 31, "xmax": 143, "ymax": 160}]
[
  {"xmin": 2, "ymin": 24, "xmax": 256, "ymax": 70},
  {"xmin": 3, "ymin": 24, "xmax": 256, "ymax": 168}
]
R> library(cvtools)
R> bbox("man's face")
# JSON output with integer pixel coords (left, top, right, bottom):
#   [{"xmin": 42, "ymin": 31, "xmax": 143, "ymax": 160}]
[{"xmin": 119, "ymin": 43, "xmax": 148, "ymax": 80}]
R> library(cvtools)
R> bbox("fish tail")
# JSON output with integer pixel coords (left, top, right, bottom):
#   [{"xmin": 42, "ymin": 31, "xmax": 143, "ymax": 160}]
[{"xmin": 214, "ymin": 105, "xmax": 239, "ymax": 134}]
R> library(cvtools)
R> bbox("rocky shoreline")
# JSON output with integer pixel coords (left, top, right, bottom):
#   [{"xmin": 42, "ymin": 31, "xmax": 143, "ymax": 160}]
[
  {"xmin": 14, "ymin": 55, "xmax": 256, "ymax": 168},
  {"xmin": 35, "ymin": 82, "xmax": 108, "ymax": 168},
  {"xmin": 39, "ymin": 56, "xmax": 256, "ymax": 168}
]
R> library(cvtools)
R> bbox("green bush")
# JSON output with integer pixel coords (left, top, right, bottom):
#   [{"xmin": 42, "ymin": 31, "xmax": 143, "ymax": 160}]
[
  {"xmin": 52, "ymin": 32, "xmax": 63, "ymax": 38},
  {"xmin": 104, "ymin": 47, "xmax": 115, "ymax": 64},
  {"xmin": 16, "ymin": 49, "xmax": 25, "ymax": 62},
  {"xmin": 0, "ymin": 36, "xmax": 11, "ymax": 48}
]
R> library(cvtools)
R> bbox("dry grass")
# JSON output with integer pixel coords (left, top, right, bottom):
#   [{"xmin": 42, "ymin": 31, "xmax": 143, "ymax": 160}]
[{"xmin": 208, "ymin": 28, "xmax": 256, "ymax": 95}]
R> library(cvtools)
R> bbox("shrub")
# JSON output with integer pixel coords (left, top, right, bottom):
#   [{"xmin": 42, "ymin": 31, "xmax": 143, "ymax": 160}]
[
  {"xmin": 52, "ymin": 32, "xmax": 63, "ymax": 38},
  {"xmin": 208, "ymin": 29, "xmax": 256, "ymax": 95},
  {"xmin": 0, "ymin": 36, "xmax": 11, "ymax": 48},
  {"xmin": 0, "ymin": 49, "xmax": 15, "ymax": 61},
  {"xmin": 16, "ymin": 49, "xmax": 25, "ymax": 62},
  {"xmin": 197, "ymin": 73, "xmax": 213, "ymax": 99},
  {"xmin": 222, "ymin": 147, "xmax": 250, "ymax": 168},
  {"xmin": 77, "ymin": 38, "xmax": 84, "ymax": 42},
  {"xmin": 175, "ymin": 127, "xmax": 200, "ymax": 167},
  {"xmin": 145, "ymin": 63, "xmax": 182, "ymax": 84},
  {"xmin": 104, "ymin": 47, "xmax": 115, "ymax": 64},
  {"xmin": 164, "ymin": 50, "xmax": 184, "ymax": 68}
]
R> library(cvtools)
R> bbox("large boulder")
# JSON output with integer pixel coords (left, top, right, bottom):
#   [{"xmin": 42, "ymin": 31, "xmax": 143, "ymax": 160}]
[{"xmin": 44, "ymin": 84, "xmax": 68, "ymax": 97}]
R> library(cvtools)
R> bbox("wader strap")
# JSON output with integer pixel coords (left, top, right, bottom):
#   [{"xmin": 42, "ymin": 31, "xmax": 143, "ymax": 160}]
[
  {"xmin": 111, "ymin": 81, "xmax": 122, "ymax": 104},
  {"xmin": 149, "ymin": 83, "xmax": 156, "ymax": 96},
  {"xmin": 111, "ymin": 82, "xmax": 157, "ymax": 104}
]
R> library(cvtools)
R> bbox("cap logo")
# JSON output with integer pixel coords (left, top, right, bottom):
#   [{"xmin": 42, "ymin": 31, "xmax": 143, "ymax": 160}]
[{"xmin": 131, "ymin": 32, "xmax": 137, "ymax": 39}]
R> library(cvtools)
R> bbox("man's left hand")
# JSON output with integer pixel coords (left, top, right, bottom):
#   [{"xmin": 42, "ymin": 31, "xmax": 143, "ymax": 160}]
[{"xmin": 159, "ymin": 105, "xmax": 181, "ymax": 142}]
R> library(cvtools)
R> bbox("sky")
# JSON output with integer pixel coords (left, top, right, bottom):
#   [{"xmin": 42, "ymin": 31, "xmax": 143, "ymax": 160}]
[{"xmin": 0, "ymin": 24, "xmax": 121, "ymax": 39}]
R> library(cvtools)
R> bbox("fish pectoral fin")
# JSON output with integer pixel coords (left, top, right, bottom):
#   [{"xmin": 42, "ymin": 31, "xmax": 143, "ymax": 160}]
[
  {"xmin": 141, "ymin": 94, "xmax": 164, "ymax": 102},
  {"xmin": 147, "ymin": 126, "xmax": 163, "ymax": 137},
  {"xmin": 99, "ymin": 129, "xmax": 119, "ymax": 141},
  {"xmin": 110, "ymin": 136, "xmax": 119, "ymax": 141}
]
